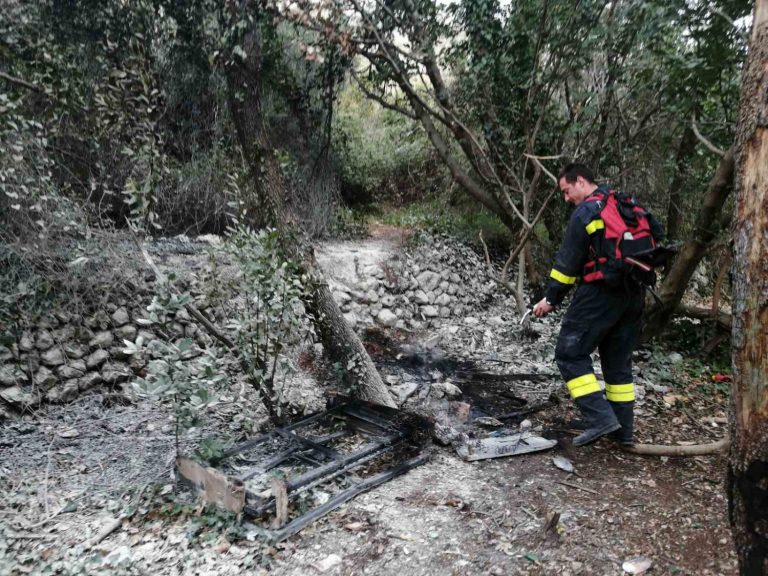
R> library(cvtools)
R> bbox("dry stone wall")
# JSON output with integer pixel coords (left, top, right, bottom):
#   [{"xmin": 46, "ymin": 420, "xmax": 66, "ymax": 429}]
[
  {"xmin": 0, "ymin": 232, "xmax": 498, "ymax": 415},
  {"xmin": 326, "ymin": 233, "xmax": 496, "ymax": 331}
]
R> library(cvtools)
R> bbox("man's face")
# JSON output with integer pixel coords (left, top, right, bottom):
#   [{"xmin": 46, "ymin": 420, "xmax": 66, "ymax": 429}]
[{"xmin": 559, "ymin": 176, "xmax": 587, "ymax": 206}]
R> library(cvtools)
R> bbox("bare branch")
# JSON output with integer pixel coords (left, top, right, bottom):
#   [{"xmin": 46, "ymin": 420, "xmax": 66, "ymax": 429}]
[
  {"xmin": 691, "ymin": 115, "xmax": 726, "ymax": 157},
  {"xmin": 523, "ymin": 154, "xmax": 560, "ymax": 184},
  {"xmin": 501, "ymin": 184, "xmax": 559, "ymax": 279},
  {"xmin": 349, "ymin": 69, "xmax": 417, "ymax": 119},
  {"xmin": 0, "ymin": 70, "xmax": 43, "ymax": 93}
]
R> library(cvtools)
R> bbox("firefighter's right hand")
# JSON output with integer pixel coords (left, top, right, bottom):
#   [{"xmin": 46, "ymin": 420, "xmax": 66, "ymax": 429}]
[{"xmin": 533, "ymin": 297, "xmax": 554, "ymax": 318}]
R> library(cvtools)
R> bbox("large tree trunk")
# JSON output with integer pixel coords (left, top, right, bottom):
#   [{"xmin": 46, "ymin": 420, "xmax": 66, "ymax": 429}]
[
  {"xmin": 642, "ymin": 147, "xmax": 734, "ymax": 340},
  {"xmin": 728, "ymin": 2, "xmax": 768, "ymax": 573},
  {"xmin": 224, "ymin": 3, "xmax": 396, "ymax": 410}
]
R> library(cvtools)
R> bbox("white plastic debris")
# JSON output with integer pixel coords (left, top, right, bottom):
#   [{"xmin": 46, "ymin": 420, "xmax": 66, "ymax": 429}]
[
  {"xmin": 552, "ymin": 455, "xmax": 574, "ymax": 473},
  {"xmin": 622, "ymin": 556, "xmax": 653, "ymax": 574}
]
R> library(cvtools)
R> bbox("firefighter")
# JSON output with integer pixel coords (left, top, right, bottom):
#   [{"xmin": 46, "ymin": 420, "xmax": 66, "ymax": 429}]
[{"xmin": 533, "ymin": 163, "xmax": 664, "ymax": 446}]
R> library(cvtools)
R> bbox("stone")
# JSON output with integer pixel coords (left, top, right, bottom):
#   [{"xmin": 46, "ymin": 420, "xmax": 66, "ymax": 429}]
[
  {"xmin": 36, "ymin": 331, "xmax": 54, "ymax": 351},
  {"xmin": 413, "ymin": 290, "xmax": 430, "ymax": 305},
  {"xmin": 86, "ymin": 349, "xmax": 110, "ymax": 369},
  {"xmin": 392, "ymin": 382, "xmax": 419, "ymax": 404},
  {"xmin": 0, "ymin": 366, "xmax": 25, "ymax": 387},
  {"xmin": 63, "ymin": 342, "xmax": 88, "ymax": 359},
  {"xmin": 89, "ymin": 331, "xmax": 114, "ymax": 350},
  {"xmin": 109, "ymin": 346, "xmax": 132, "ymax": 361},
  {"xmin": 376, "ymin": 309, "xmax": 398, "ymax": 328},
  {"xmin": 440, "ymin": 381, "xmax": 462, "ymax": 398},
  {"xmin": 58, "ymin": 360, "xmax": 86, "ymax": 380},
  {"xmin": 115, "ymin": 324, "xmax": 137, "ymax": 341},
  {"xmin": 79, "ymin": 372, "xmax": 103, "ymax": 391},
  {"xmin": 0, "ymin": 386, "xmax": 36, "ymax": 407},
  {"xmin": 447, "ymin": 284, "xmax": 457, "ymax": 295},
  {"xmin": 416, "ymin": 271, "xmax": 441, "ymax": 292},
  {"xmin": 75, "ymin": 326, "xmax": 95, "ymax": 343},
  {"xmin": 438, "ymin": 280, "xmax": 450, "ymax": 293},
  {"xmin": 333, "ymin": 290, "xmax": 351, "ymax": 304},
  {"xmin": 421, "ymin": 305, "xmax": 439, "ymax": 318},
  {"xmin": 435, "ymin": 293, "xmax": 452, "ymax": 307},
  {"xmin": 41, "ymin": 347, "xmax": 66, "ymax": 367},
  {"xmin": 343, "ymin": 312, "xmax": 358, "ymax": 327},
  {"xmin": 111, "ymin": 307, "xmax": 130, "ymax": 327},
  {"xmin": 34, "ymin": 366, "xmax": 57, "ymax": 389},
  {"xmin": 19, "ymin": 333, "xmax": 35, "ymax": 352},
  {"xmin": 86, "ymin": 310, "xmax": 110, "ymax": 330},
  {"xmin": 184, "ymin": 324, "xmax": 198, "ymax": 338},
  {"xmin": 23, "ymin": 355, "xmax": 40, "ymax": 374},
  {"xmin": 0, "ymin": 345, "xmax": 13, "ymax": 362},
  {"xmin": 46, "ymin": 380, "xmax": 80, "ymax": 403},
  {"xmin": 101, "ymin": 363, "xmax": 131, "ymax": 385},
  {"xmin": 439, "ymin": 307, "xmax": 451, "ymax": 318},
  {"xmin": 359, "ymin": 278, "xmax": 380, "ymax": 292},
  {"xmin": 51, "ymin": 326, "xmax": 75, "ymax": 342},
  {"xmin": 363, "ymin": 290, "xmax": 379, "ymax": 304}
]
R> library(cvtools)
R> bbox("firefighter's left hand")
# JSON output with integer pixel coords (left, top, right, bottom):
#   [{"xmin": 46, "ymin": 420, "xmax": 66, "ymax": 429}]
[{"xmin": 533, "ymin": 297, "xmax": 554, "ymax": 318}]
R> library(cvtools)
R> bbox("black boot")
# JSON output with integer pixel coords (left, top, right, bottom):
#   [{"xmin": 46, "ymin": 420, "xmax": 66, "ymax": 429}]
[
  {"xmin": 609, "ymin": 401, "xmax": 634, "ymax": 446},
  {"xmin": 573, "ymin": 392, "xmax": 621, "ymax": 446}
]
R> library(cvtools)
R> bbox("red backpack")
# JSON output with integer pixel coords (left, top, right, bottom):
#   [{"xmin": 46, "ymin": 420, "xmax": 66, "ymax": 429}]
[{"xmin": 582, "ymin": 189, "xmax": 657, "ymax": 287}]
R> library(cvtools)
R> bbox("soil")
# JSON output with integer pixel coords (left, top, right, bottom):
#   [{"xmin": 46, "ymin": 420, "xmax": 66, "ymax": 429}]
[{"xmin": 0, "ymin": 226, "xmax": 736, "ymax": 575}]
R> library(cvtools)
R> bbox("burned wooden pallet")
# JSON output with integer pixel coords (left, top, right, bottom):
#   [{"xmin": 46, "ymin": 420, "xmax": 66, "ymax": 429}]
[{"xmin": 177, "ymin": 399, "xmax": 432, "ymax": 542}]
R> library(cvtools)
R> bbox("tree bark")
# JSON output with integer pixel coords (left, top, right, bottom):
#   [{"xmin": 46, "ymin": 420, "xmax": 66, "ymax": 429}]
[
  {"xmin": 642, "ymin": 147, "xmax": 734, "ymax": 340},
  {"xmin": 729, "ymin": 2, "xmax": 768, "ymax": 573},
  {"xmin": 309, "ymin": 267, "xmax": 396, "ymax": 408},
  {"xmin": 224, "ymin": 3, "xmax": 396, "ymax": 410}
]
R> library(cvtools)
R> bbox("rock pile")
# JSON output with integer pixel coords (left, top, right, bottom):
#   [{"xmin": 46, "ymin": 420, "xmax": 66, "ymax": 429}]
[{"xmin": 325, "ymin": 233, "xmax": 497, "ymax": 330}]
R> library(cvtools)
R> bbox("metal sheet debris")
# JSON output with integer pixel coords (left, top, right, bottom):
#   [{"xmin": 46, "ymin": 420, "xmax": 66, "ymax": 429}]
[{"xmin": 456, "ymin": 432, "xmax": 557, "ymax": 461}]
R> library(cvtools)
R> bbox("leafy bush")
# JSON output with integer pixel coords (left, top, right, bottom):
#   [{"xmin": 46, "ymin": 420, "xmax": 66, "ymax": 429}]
[
  {"xmin": 332, "ymin": 83, "xmax": 440, "ymax": 204},
  {"xmin": 380, "ymin": 198, "xmax": 514, "ymax": 252}
]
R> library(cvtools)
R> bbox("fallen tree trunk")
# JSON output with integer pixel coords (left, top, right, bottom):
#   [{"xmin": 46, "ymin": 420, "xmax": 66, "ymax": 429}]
[{"xmin": 308, "ymin": 263, "xmax": 396, "ymax": 408}]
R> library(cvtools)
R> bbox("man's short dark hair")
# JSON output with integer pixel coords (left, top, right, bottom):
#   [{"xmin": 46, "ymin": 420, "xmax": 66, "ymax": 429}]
[{"xmin": 558, "ymin": 163, "xmax": 596, "ymax": 184}]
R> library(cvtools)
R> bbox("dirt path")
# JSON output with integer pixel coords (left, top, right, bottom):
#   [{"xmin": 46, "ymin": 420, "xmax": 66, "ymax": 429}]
[{"xmin": 0, "ymin": 229, "xmax": 736, "ymax": 575}]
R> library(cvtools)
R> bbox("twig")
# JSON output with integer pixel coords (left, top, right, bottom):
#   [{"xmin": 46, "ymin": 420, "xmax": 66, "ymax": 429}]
[
  {"xmin": 0, "ymin": 70, "xmax": 44, "ymax": 93},
  {"xmin": 691, "ymin": 115, "xmax": 726, "ymax": 157},
  {"xmin": 521, "ymin": 506, "xmax": 538, "ymax": 520},
  {"xmin": 556, "ymin": 480, "xmax": 598, "ymax": 495},
  {"xmin": 523, "ymin": 154, "xmax": 559, "ymax": 184}
]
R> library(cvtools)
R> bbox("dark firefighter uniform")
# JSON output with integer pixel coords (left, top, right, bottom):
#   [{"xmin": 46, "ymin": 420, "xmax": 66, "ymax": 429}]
[{"xmin": 544, "ymin": 184, "xmax": 664, "ymax": 445}]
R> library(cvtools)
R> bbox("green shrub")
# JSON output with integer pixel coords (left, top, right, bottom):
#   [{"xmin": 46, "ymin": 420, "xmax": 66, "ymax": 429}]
[
  {"xmin": 380, "ymin": 199, "xmax": 513, "ymax": 252},
  {"xmin": 332, "ymin": 83, "xmax": 438, "ymax": 204}
]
